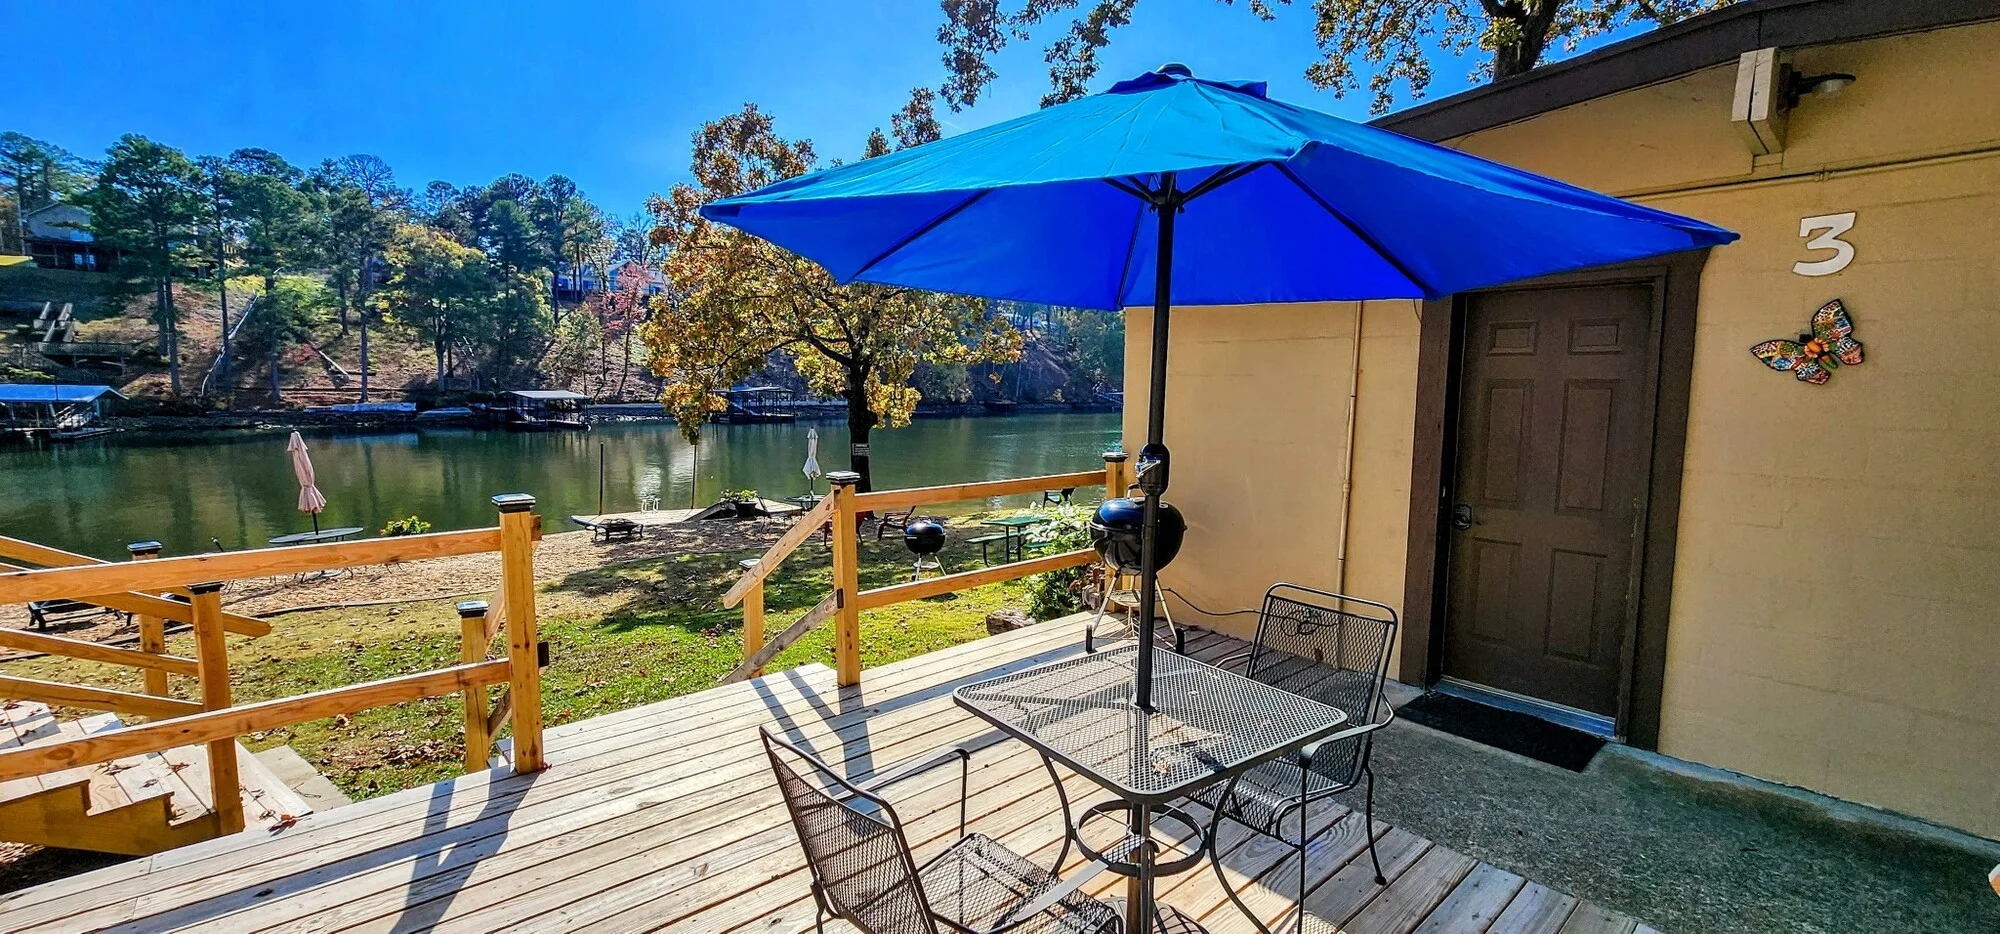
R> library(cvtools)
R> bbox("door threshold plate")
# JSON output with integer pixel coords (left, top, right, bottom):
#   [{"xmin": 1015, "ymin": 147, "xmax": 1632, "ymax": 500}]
[{"xmin": 1436, "ymin": 677, "xmax": 1617, "ymax": 739}]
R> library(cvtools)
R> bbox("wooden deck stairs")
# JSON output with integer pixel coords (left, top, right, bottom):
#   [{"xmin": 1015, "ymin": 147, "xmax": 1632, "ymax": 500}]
[{"xmin": 0, "ymin": 699, "xmax": 316, "ymax": 857}]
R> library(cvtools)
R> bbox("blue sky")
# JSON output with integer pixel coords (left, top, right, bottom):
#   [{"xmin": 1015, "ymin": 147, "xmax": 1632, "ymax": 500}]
[{"xmin": 3, "ymin": 1, "xmax": 1642, "ymax": 214}]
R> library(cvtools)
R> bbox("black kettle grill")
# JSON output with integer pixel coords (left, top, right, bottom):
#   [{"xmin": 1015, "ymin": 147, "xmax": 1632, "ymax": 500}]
[
  {"xmin": 903, "ymin": 519, "xmax": 946, "ymax": 556},
  {"xmin": 1088, "ymin": 497, "xmax": 1184, "ymax": 572},
  {"xmin": 903, "ymin": 519, "xmax": 946, "ymax": 580}
]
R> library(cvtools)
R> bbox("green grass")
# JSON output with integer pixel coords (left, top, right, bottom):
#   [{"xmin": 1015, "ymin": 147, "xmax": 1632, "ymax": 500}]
[{"xmin": 1, "ymin": 530, "xmax": 1039, "ymax": 800}]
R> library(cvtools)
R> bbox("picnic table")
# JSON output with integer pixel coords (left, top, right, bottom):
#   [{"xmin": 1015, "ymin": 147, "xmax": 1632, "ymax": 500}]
[
  {"xmin": 268, "ymin": 527, "xmax": 366, "ymax": 581},
  {"xmin": 974, "ymin": 513, "xmax": 1051, "ymax": 563},
  {"xmin": 955, "ymin": 644, "xmax": 1351, "ymax": 934},
  {"xmin": 268, "ymin": 527, "xmax": 365, "ymax": 547}
]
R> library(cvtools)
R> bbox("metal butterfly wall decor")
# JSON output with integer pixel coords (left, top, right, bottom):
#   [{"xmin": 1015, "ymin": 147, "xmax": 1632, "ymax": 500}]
[{"xmin": 1750, "ymin": 298, "xmax": 1864, "ymax": 385}]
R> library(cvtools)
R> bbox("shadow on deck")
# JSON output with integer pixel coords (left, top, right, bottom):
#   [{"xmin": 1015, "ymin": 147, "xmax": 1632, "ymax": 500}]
[{"xmin": 0, "ymin": 614, "xmax": 1657, "ymax": 933}]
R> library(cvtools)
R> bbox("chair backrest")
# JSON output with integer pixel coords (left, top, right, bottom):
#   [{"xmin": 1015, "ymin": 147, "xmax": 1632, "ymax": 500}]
[
  {"xmin": 760, "ymin": 728, "xmax": 938, "ymax": 934},
  {"xmin": 1244, "ymin": 584, "xmax": 1399, "ymax": 783}
]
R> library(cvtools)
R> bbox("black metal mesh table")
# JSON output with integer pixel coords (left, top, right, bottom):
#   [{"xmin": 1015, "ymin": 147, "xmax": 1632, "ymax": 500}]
[{"xmin": 955, "ymin": 645, "xmax": 1349, "ymax": 934}]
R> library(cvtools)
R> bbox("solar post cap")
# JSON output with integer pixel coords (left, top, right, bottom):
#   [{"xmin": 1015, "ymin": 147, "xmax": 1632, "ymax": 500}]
[{"xmin": 492, "ymin": 493, "xmax": 537, "ymax": 512}]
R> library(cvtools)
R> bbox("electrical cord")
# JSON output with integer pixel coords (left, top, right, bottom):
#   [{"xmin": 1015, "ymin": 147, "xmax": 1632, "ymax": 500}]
[{"xmin": 1161, "ymin": 586, "xmax": 1259, "ymax": 619}]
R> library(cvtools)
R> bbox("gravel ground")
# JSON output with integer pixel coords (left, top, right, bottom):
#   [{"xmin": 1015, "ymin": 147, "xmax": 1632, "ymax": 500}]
[
  {"xmin": 0, "ymin": 520, "xmax": 789, "ymax": 657},
  {"xmin": 1329, "ymin": 719, "xmax": 2000, "ymax": 934}
]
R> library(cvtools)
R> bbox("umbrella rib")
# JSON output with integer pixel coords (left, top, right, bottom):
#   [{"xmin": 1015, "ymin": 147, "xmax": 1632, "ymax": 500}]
[
  {"xmin": 847, "ymin": 188, "xmax": 995, "ymax": 283},
  {"xmin": 1274, "ymin": 162, "xmax": 1436, "ymax": 298},
  {"xmin": 1109, "ymin": 188, "xmax": 1149, "ymax": 308},
  {"xmin": 1180, "ymin": 162, "xmax": 1264, "ymax": 203}
]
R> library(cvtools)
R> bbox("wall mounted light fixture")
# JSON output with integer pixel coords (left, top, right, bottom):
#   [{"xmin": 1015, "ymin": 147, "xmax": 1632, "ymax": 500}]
[{"xmin": 1784, "ymin": 70, "xmax": 1857, "ymax": 109}]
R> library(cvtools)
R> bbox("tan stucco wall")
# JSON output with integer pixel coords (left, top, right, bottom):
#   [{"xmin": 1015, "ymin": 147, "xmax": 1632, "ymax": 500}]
[
  {"xmin": 1127, "ymin": 22, "xmax": 2000, "ymax": 836},
  {"xmin": 1121, "ymin": 300, "xmax": 1420, "ymax": 672}
]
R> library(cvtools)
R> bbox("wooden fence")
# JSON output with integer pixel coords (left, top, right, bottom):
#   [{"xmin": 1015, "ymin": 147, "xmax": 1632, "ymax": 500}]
[
  {"xmin": 0, "ymin": 494, "xmax": 549, "ymax": 836},
  {"xmin": 723, "ymin": 452, "xmax": 1129, "ymax": 686}
]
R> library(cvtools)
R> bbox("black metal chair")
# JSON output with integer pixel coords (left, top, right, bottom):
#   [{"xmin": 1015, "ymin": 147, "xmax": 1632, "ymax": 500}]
[
  {"xmin": 761, "ymin": 727, "xmax": 1121, "ymax": 934},
  {"xmin": 1180, "ymin": 584, "xmax": 1399, "ymax": 934},
  {"xmin": 876, "ymin": 504, "xmax": 924, "ymax": 541}
]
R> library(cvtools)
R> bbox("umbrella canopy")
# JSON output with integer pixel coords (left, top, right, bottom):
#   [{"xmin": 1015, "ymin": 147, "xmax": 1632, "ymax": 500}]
[
  {"xmin": 287, "ymin": 431, "xmax": 327, "ymax": 532},
  {"xmin": 702, "ymin": 65, "xmax": 1737, "ymax": 309},
  {"xmin": 702, "ymin": 65, "xmax": 1738, "ymax": 709},
  {"xmin": 803, "ymin": 428, "xmax": 821, "ymax": 490}
]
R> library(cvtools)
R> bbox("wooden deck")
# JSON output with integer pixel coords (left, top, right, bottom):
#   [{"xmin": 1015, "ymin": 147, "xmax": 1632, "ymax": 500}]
[{"xmin": 0, "ymin": 615, "xmax": 1660, "ymax": 933}]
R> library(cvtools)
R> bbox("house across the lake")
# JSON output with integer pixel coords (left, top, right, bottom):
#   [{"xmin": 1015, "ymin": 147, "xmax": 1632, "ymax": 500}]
[
  {"xmin": 1132, "ymin": 0, "xmax": 2000, "ymax": 839},
  {"xmin": 21, "ymin": 203, "xmax": 115, "ymax": 273}
]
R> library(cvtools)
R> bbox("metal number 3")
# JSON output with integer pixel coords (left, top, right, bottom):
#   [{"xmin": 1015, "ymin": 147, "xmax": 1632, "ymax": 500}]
[{"xmin": 1793, "ymin": 212, "xmax": 1857, "ymax": 277}]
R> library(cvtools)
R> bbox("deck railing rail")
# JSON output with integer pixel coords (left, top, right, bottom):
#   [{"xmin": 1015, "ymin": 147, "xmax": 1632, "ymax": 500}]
[
  {"xmin": 0, "ymin": 494, "xmax": 549, "ymax": 836},
  {"xmin": 723, "ymin": 453, "xmax": 1129, "ymax": 686}
]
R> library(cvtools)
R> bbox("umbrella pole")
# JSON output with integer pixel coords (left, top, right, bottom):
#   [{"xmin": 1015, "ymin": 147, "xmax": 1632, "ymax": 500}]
[
  {"xmin": 1134, "ymin": 176, "xmax": 1179, "ymax": 712},
  {"xmin": 311, "ymin": 512, "xmax": 320, "ymax": 535}
]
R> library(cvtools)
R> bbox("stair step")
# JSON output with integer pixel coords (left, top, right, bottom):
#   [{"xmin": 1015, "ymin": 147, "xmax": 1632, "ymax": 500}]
[
  {"xmin": 253, "ymin": 745, "xmax": 353, "ymax": 812},
  {"xmin": 0, "ymin": 699, "xmax": 320, "ymax": 854}
]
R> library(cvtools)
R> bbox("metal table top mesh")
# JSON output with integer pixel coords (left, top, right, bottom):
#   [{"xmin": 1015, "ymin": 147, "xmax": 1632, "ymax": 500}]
[{"xmin": 954, "ymin": 645, "xmax": 1349, "ymax": 803}]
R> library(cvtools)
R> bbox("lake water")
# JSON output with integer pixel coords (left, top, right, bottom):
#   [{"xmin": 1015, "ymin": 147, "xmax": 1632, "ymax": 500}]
[{"xmin": 0, "ymin": 413, "xmax": 1123, "ymax": 559}]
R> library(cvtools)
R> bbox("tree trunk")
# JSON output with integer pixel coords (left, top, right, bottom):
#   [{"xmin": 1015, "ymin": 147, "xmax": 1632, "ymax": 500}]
[
  {"xmin": 270, "ymin": 344, "xmax": 282, "ymax": 403},
  {"xmin": 160, "ymin": 279, "xmax": 182, "ymax": 397},
  {"xmin": 596, "ymin": 308, "xmax": 610, "ymax": 396},
  {"xmin": 359, "ymin": 312, "xmax": 370, "ymax": 403},
  {"xmin": 1492, "ymin": 5, "xmax": 1560, "ymax": 81},
  {"xmin": 617, "ymin": 330, "xmax": 632, "ymax": 400},
  {"xmin": 844, "ymin": 372, "xmax": 878, "ymax": 494},
  {"xmin": 334, "ymin": 275, "xmax": 351, "ymax": 332}
]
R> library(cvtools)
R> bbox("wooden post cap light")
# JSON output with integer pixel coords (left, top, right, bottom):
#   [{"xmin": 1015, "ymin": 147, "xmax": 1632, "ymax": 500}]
[
  {"xmin": 127, "ymin": 541, "xmax": 163, "ymax": 556},
  {"xmin": 826, "ymin": 471, "xmax": 861, "ymax": 486},
  {"xmin": 1103, "ymin": 451, "xmax": 1128, "ymax": 463},
  {"xmin": 492, "ymin": 493, "xmax": 537, "ymax": 513},
  {"xmin": 456, "ymin": 600, "xmax": 490, "ymax": 618},
  {"xmin": 187, "ymin": 582, "xmax": 225, "ymax": 595}
]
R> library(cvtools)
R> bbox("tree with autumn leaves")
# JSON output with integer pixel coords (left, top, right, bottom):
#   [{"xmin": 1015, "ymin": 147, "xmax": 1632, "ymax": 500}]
[
  {"xmin": 644, "ymin": 97, "xmax": 1020, "ymax": 491},
  {"xmin": 936, "ymin": 0, "xmax": 1739, "ymax": 114}
]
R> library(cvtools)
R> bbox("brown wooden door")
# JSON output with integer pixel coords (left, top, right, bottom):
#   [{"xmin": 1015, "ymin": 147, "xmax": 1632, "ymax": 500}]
[{"xmin": 1444, "ymin": 283, "xmax": 1656, "ymax": 717}]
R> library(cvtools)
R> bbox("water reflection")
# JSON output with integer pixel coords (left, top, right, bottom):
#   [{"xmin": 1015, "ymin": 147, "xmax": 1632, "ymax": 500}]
[{"xmin": 1, "ymin": 414, "xmax": 1122, "ymax": 558}]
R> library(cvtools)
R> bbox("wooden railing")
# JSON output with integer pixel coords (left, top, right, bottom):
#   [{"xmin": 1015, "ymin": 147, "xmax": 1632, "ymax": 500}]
[
  {"xmin": 723, "ymin": 453, "xmax": 1130, "ymax": 687},
  {"xmin": 0, "ymin": 494, "xmax": 549, "ymax": 836}
]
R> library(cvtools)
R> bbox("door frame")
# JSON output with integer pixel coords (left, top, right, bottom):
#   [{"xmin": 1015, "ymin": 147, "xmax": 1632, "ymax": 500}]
[{"xmin": 1399, "ymin": 249, "xmax": 1709, "ymax": 748}]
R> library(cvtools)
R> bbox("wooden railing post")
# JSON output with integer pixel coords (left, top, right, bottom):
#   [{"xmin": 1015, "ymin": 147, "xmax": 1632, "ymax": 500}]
[
  {"xmin": 827, "ymin": 471, "xmax": 863, "ymax": 687},
  {"xmin": 738, "ymin": 559, "xmax": 766, "ymax": 678},
  {"xmin": 188, "ymin": 582, "xmax": 243, "ymax": 835},
  {"xmin": 493, "ymin": 493, "xmax": 545, "ymax": 773},
  {"xmin": 1103, "ymin": 450, "xmax": 1129, "ymax": 499},
  {"xmin": 457, "ymin": 600, "xmax": 493, "ymax": 772},
  {"xmin": 127, "ymin": 540, "xmax": 167, "ymax": 697}
]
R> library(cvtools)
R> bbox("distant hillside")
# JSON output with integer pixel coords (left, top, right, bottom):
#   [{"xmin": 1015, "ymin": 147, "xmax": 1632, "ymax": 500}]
[{"xmin": 0, "ymin": 266, "xmax": 1120, "ymax": 410}]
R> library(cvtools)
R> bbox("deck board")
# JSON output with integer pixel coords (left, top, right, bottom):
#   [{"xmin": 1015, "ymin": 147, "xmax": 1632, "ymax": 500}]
[{"xmin": 0, "ymin": 615, "xmax": 1657, "ymax": 934}]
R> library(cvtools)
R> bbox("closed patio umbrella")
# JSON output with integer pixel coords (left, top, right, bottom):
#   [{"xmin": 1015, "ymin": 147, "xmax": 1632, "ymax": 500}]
[
  {"xmin": 287, "ymin": 430, "xmax": 327, "ymax": 534},
  {"xmin": 702, "ymin": 64, "xmax": 1738, "ymax": 709},
  {"xmin": 803, "ymin": 427, "xmax": 821, "ymax": 494}
]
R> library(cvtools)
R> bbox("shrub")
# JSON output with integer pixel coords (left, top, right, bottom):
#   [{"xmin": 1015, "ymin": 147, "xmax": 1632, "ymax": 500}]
[
  {"xmin": 1022, "ymin": 503, "xmax": 1094, "ymax": 619},
  {"xmin": 379, "ymin": 514, "xmax": 432, "ymax": 537}
]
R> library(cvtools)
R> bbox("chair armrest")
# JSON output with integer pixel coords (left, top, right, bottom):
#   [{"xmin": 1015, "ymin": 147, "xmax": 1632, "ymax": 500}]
[
  {"xmin": 1212, "ymin": 651, "xmax": 1253, "ymax": 672},
  {"xmin": 1297, "ymin": 692, "xmax": 1397, "ymax": 768},
  {"xmin": 859, "ymin": 745, "xmax": 973, "ymax": 793}
]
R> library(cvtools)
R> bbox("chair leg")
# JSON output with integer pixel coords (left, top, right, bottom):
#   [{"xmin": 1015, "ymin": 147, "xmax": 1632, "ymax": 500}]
[
  {"xmin": 1364, "ymin": 763, "xmax": 1385, "ymax": 886},
  {"xmin": 1295, "ymin": 830, "xmax": 1308, "ymax": 934}
]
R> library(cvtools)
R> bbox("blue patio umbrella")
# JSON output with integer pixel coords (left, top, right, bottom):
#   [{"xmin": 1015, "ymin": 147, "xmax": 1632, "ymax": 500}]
[{"xmin": 703, "ymin": 64, "xmax": 1738, "ymax": 708}]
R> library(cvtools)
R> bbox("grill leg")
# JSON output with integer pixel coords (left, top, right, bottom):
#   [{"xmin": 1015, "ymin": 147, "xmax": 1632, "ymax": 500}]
[{"xmin": 1365, "ymin": 763, "xmax": 1385, "ymax": 886}]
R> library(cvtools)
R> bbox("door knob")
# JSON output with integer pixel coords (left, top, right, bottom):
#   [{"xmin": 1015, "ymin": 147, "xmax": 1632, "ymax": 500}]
[{"xmin": 1451, "ymin": 504, "xmax": 1477, "ymax": 531}]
